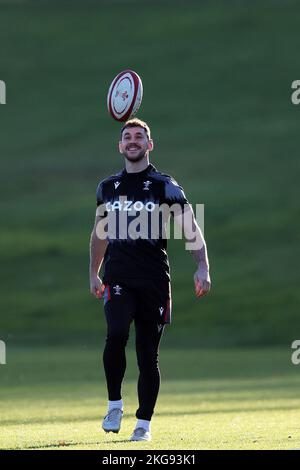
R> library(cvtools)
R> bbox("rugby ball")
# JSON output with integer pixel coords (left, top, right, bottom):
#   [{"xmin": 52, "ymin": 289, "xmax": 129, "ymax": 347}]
[{"xmin": 107, "ymin": 70, "xmax": 143, "ymax": 122}]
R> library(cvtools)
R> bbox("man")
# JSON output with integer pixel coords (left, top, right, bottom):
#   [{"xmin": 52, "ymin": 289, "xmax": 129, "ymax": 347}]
[{"xmin": 89, "ymin": 118, "xmax": 211, "ymax": 442}]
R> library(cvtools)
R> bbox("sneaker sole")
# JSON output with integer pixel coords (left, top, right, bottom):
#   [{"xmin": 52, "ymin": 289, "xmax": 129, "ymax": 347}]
[
  {"xmin": 130, "ymin": 437, "xmax": 151, "ymax": 442},
  {"xmin": 130, "ymin": 439, "xmax": 151, "ymax": 442}
]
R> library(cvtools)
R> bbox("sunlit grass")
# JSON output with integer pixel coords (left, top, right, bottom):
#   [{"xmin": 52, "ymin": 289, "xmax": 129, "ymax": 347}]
[{"xmin": 1, "ymin": 347, "xmax": 300, "ymax": 450}]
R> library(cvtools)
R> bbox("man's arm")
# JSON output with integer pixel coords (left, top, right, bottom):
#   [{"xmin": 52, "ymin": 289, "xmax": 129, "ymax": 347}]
[
  {"xmin": 174, "ymin": 206, "xmax": 211, "ymax": 298},
  {"xmin": 89, "ymin": 214, "xmax": 108, "ymax": 299}
]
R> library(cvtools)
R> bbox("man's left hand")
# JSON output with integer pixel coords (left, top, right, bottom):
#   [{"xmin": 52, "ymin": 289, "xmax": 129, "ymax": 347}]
[{"xmin": 194, "ymin": 268, "xmax": 211, "ymax": 298}]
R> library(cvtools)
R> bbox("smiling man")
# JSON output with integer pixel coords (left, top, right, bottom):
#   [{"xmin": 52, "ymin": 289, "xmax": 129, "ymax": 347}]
[{"xmin": 89, "ymin": 118, "xmax": 211, "ymax": 442}]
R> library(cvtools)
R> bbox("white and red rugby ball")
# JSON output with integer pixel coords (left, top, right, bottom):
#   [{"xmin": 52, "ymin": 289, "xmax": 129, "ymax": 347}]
[{"xmin": 107, "ymin": 70, "xmax": 143, "ymax": 122}]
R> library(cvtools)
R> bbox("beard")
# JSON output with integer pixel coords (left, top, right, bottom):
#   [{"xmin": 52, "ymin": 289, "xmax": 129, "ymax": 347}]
[{"xmin": 122, "ymin": 148, "xmax": 147, "ymax": 162}]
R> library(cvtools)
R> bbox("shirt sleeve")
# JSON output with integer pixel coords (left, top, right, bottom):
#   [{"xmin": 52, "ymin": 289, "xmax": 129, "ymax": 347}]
[
  {"xmin": 96, "ymin": 181, "xmax": 108, "ymax": 218},
  {"xmin": 164, "ymin": 177, "xmax": 190, "ymax": 215},
  {"xmin": 96, "ymin": 181, "xmax": 104, "ymax": 207}
]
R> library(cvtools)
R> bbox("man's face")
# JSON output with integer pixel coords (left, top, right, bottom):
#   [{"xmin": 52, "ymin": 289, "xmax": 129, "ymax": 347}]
[{"xmin": 119, "ymin": 126, "xmax": 153, "ymax": 162}]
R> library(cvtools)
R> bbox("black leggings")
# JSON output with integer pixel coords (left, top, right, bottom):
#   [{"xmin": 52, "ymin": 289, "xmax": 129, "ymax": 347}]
[{"xmin": 102, "ymin": 280, "xmax": 169, "ymax": 421}]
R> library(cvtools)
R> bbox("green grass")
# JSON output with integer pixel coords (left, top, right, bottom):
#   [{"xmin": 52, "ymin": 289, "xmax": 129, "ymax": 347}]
[
  {"xmin": 0, "ymin": 0, "xmax": 299, "ymax": 346},
  {"xmin": 1, "ymin": 1, "xmax": 299, "ymax": 452},
  {"xmin": 1, "ymin": 346, "xmax": 300, "ymax": 450}
]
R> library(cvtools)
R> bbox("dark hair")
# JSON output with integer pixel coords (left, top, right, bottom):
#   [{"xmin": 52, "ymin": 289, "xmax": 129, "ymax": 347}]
[{"xmin": 120, "ymin": 118, "xmax": 151, "ymax": 140}]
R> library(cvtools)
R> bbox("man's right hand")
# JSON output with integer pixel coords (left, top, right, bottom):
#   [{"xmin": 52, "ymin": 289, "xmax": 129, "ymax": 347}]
[{"xmin": 90, "ymin": 274, "xmax": 105, "ymax": 299}]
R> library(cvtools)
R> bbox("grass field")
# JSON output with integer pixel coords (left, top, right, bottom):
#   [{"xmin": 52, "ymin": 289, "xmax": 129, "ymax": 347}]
[
  {"xmin": 0, "ymin": 0, "xmax": 299, "ymax": 452},
  {"xmin": 0, "ymin": 0, "xmax": 299, "ymax": 346},
  {"xmin": 1, "ymin": 345, "xmax": 300, "ymax": 450}
]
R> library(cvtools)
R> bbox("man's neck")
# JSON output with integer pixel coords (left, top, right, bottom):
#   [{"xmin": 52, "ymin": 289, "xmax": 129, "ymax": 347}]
[{"xmin": 124, "ymin": 156, "xmax": 150, "ymax": 174}]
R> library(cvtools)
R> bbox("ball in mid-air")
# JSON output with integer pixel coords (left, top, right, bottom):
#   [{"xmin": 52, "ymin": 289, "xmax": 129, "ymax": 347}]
[{"xmin": 107, "ymin": 70, "xmax": 143, "ymax": 122}]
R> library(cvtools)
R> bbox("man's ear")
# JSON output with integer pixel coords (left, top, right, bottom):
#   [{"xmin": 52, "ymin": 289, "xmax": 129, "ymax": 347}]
[
  {"xmin": 118, "ymin": 141, "xmax": 123, "ymax": 154},
  {"xmin": 148, "ymin": 139, "xmax": 154, "ymax": 152}
]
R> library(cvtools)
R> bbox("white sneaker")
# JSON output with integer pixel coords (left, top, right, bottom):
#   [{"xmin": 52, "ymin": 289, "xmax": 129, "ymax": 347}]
[
  {"xmin": 102, "ymin": 408, "xmax": 123, "ymax": 433},
  {"xmin": 130, "ymin": 427, "xmax": 151, "ymax": 441}
]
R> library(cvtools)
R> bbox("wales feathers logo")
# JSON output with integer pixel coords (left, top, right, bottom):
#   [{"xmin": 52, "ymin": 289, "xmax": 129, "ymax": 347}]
[
  {"xmin": 143, "ymin": 180, "xmax": 152, "ymax": 191},
  {"xmin": 113, "ymin": 285, "xmax": 122, "ymax": 295}
]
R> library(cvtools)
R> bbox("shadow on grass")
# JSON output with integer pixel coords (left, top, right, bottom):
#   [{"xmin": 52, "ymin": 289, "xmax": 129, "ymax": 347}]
[
  {"xmin": 2, "ymin": 403, "xmax": 300, "ymax": 427},
  {"xmin": 19, "ymin": 438, "xmax": 136, "ymax": 450},
  {"xmin": 16, "ymin": 440, "xmax": 103, "ymax": 450}
]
